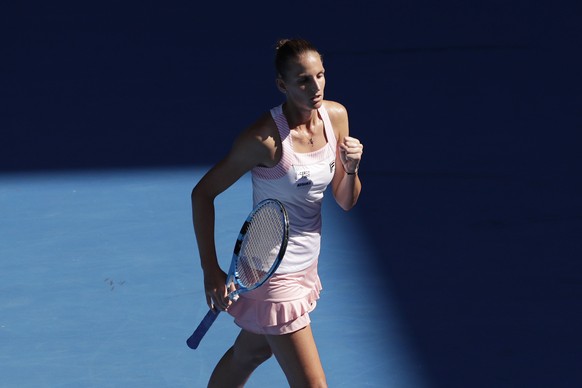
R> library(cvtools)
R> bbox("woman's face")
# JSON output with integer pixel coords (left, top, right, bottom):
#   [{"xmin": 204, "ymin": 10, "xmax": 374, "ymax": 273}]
[{"xmin": 279, "ymin": 51, "xmax": 325, "ymax": 110}]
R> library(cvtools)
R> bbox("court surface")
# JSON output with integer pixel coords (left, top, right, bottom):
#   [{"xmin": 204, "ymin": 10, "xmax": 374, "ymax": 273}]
[{"xmin": 0, "ymin": 168, "xmax": 428, "ymax": 388}]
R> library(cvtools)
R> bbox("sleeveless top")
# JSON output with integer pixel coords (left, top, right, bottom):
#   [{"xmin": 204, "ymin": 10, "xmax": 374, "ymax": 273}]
[{"xmin": 251, "ymin": 104, "xmax": 337, "ymax": 274}]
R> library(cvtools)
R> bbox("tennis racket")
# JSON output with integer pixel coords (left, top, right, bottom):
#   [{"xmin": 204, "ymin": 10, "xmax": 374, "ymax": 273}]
[{"xmin": 186, "ymin": 198, "xmax": 289, "ymax": 349}]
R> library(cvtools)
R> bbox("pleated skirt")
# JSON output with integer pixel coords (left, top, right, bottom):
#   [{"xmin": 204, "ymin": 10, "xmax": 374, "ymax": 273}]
[{"xmin": 227, "ymin": 259, "xmax": 322, "ymax": 335}]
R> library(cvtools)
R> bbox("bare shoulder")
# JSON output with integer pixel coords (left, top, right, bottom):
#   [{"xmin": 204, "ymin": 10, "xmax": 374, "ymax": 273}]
[
  {"xmin": 246, "ymin": 111, "xmax": 278, "ymax": 141},
  {"xmin": 323, "ymin": 100, "xmax": 348, "ymax": 119},
  {"xmin": 229, "ymin": 111, "xmax": 280, "ymax": 168},
  {"xmin": 322, "ymin": 100, "xmax": 349, "ymax": 138}
]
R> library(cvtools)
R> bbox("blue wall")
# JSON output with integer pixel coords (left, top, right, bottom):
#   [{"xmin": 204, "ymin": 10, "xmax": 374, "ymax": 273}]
[{"xmin": 3, "ymin": 1, "xmax": 579, "ymax": 173}]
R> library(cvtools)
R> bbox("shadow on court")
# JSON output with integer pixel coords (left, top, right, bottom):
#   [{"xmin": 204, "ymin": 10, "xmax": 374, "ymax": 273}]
[{"xmin": 2, "ymin": 1, "xmax": 581, "ymax": 387}]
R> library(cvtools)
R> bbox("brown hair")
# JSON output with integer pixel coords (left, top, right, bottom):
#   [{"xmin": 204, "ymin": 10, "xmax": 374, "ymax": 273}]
[{"xmin": 274, "ymin": 38, "xmax": 322, "ymax": 79}]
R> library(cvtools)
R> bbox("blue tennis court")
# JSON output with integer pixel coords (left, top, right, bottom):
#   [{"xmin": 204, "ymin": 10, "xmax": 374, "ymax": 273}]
[{"xmin": 3, "ymin": 163, "xmax": 580, "ymax": 387}]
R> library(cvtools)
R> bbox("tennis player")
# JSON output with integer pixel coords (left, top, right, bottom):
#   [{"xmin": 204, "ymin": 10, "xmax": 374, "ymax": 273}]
[{"xmin": 191, "ymin": 38, "xmax": 363, "ymax": 387}]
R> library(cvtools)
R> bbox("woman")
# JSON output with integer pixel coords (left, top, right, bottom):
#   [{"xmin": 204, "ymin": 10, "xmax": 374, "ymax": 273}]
[{"xmin": 191, "ymin": 38, "xmax": 363, "ymax": 387}]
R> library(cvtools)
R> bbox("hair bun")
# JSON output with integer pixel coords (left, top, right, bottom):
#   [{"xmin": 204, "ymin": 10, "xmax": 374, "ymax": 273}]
[{"xmin": 275, "ymin": 39, "xmax": 291, "ymax": 50}]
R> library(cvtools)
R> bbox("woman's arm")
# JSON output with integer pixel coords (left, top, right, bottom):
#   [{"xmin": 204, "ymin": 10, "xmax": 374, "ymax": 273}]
[
  {"xmin": 191, "ymin": 115, "xmax": 276, "ymax": 310},
  {"xmin": 327, "ymin": 101, "xmax": 363, "ymax": 211}
]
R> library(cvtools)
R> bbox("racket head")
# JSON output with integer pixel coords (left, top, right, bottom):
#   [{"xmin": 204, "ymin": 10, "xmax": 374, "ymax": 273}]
[{"xmin": 231, "ymin": 199, "xmax": 289, "ymax": 294}]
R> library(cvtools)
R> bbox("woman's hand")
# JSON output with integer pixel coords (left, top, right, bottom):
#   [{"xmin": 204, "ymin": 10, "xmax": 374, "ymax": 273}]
[
  {"xmin": 339, "ymin": 136, "xmax": 363, "ymax": 174},
  {"xmin": 203, "ymin": 266, "xmax": 232, "ymax": 312}
]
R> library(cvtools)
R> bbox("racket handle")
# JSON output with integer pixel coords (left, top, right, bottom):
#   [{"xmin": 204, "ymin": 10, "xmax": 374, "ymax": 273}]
[{"xmin": 186, "ymin": 309, "xmax": 220, "ymax": 349}]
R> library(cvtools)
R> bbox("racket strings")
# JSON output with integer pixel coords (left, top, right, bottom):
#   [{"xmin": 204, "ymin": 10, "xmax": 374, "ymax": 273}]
[{"xmin": 236, "ymin": 203, "xmax": 285, "ymax": 288}]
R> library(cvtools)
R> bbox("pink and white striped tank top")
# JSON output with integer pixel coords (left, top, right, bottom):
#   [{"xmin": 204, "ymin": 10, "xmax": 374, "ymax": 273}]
[{"xmin": 252, "ymin": 104, "xmax": 337, "ymax": 274}]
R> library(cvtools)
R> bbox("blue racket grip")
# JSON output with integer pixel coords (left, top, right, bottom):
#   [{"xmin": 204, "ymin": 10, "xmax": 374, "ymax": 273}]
[{"xmin": 186, "ymin": 309, "xmax": 220, "ymax": 349}]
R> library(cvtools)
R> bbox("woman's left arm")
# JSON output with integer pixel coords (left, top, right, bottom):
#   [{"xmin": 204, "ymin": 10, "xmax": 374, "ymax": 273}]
[{"xmin": 328, "ymin": 101, "xmax": 363, "ymax": 211}]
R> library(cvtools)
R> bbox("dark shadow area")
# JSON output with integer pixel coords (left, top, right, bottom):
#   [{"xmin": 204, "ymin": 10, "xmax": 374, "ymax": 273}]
[{"xmin": 3, "ymin": 1, "xmax": 581, "ymax": 386}]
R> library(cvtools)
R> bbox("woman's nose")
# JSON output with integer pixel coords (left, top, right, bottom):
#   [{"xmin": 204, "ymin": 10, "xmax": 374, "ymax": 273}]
[{"xmin": 311, "ymin": 77, "xmax": 322, "ymax": 92}]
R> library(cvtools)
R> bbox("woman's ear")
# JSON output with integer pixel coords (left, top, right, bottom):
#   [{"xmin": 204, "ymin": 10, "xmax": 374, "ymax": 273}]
[{"xmin": 276, "ymin": 77, "xmax": 286, "ymax": 94}]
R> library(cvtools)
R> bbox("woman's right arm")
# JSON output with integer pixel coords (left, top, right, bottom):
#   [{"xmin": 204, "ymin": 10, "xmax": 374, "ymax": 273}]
[{"xmin": 191, "ymin": 116, "xmax": 276, "ymax": 311}]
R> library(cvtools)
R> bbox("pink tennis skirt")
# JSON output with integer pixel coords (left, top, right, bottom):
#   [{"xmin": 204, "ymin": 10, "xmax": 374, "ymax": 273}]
[{"xmin": 227, "ymin": 259, "xmax": 322, "ymax": 335}]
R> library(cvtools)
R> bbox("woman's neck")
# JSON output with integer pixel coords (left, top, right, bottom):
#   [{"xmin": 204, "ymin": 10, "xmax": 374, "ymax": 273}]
[{"xmin": 282, "ymin": 103, "xmax": 319, "ymax": 130}]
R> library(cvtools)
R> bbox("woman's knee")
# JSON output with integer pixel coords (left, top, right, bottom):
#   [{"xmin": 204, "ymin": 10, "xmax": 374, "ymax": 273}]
[{"xmin": 309, "ymin": 376, "xmax": 328, "ymax": 388}]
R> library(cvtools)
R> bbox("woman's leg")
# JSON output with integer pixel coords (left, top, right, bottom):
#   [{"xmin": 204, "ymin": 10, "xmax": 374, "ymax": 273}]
[
  {"xmin": 266, "ymin": 325, "xmax": 327, "ymax": 388},
  {"xmin": 208, "ymin": 329, "xmax": 273, "ymax": 388}
]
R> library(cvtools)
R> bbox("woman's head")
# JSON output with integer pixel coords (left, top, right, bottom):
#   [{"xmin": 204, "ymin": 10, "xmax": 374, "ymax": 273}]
[
  {"xmin": 274, "ymin": 39, "xmax": 325, "ymax": 109},
  {"xmin": 274, "ymin": 39, "xmax": 322, "ymax": 80}
]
